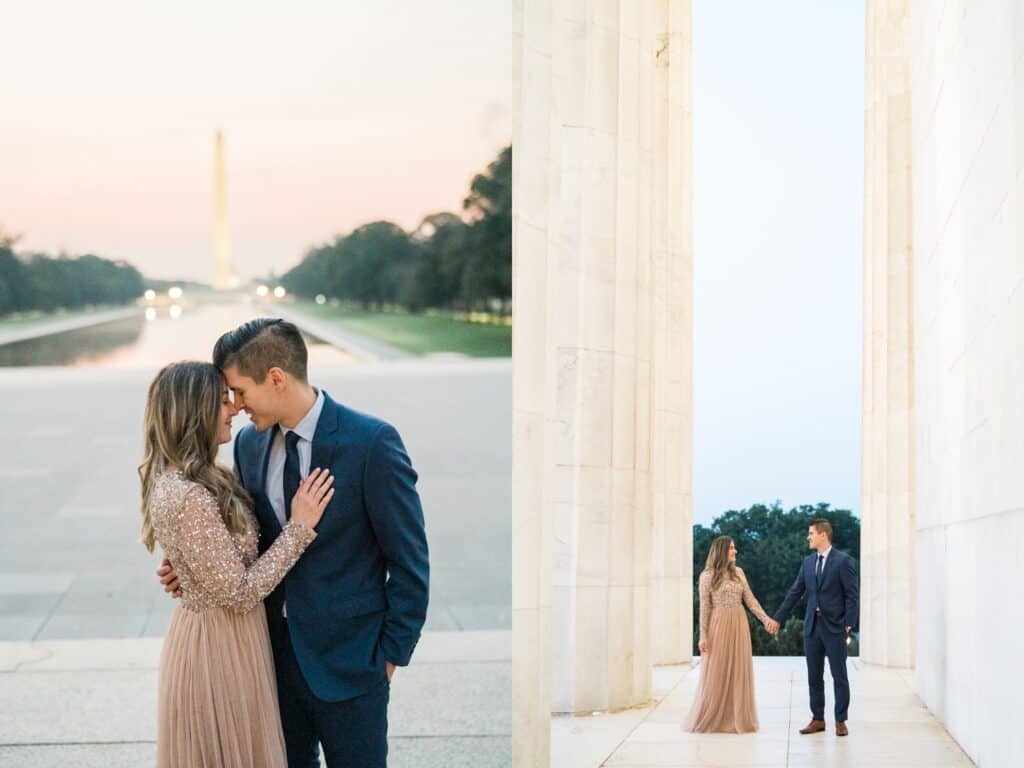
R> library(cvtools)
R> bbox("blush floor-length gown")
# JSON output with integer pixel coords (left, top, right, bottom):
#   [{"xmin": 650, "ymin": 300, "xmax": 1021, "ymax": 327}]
[
  {"xmin": 150, "ymin": 470, "xmax": 316, "ymax": 767},
  {"xmin": 684, "ymin": 567, "xmax": 769, "ymax": 733}
]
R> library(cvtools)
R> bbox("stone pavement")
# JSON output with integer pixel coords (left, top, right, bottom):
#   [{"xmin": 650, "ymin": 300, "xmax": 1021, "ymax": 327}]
[
  {"xmin": 552, "ymin": 656, "xmax": 975, "ymax": 767},
  {"xmin": 0, "ymin": 629, "xmax": 510, "ymax": 767},
  {"xmin": 0, "ymin": 358, "xmax": 511, "ymax": 642},
  {"xmin": 0, "ymin": 299, "xmax": 512, "ymax": 764}
]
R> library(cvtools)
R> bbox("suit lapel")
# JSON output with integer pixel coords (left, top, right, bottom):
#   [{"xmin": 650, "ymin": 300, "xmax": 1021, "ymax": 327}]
[{"xmin": 310, "ymin": 392, "xmax": 340, "ymax": 472}]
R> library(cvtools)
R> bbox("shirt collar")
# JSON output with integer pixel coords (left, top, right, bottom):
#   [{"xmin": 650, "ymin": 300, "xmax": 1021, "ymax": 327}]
[
  {"xmin": 280, "ymin": 388, "xmax": 325, "ymax": 443},
  {"xmin": 819, "ymin": 546, "xmax": 833, "ymax": 560}
]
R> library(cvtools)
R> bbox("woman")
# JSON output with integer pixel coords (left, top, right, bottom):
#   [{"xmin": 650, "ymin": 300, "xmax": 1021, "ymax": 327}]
[
  {"xmin": 139, "ymin": 361, "xmax": 334, "ymax": 767},
  {"xmin": 684, "ymin": 536, "xmax": 777, "ymax": 733}
]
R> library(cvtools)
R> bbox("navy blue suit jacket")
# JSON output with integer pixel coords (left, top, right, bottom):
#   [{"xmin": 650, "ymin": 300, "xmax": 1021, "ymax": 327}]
[
  {"xmin": 773, "ymin": 549, "xmax": 859, "ymax": 637},
  {"xmin": 233, "ymin": 392, "xmax": 429, "ymax": 702}
]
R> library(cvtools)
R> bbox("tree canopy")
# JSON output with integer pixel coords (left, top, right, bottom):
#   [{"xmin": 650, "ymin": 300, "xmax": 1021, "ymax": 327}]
[
  {"xmin": 0, "ymin": 236, "xmax": 143, "ymax": 317},
  {"xmin": 282, "ymin": 144, "xmax": 511, "ymax": 314}
]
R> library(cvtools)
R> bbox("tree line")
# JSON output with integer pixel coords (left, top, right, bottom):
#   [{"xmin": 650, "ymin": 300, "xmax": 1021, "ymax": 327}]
[
  {"xmin": 692, "ymin": 502, "xmax": 861, "ymax": 656},
  {"xmin": 0, "ymin": 233, "xmax": 144, "ymax": 317},
  {"xmin": 281, "ymin": 144, "xmax": 511, "ymax": 314}
]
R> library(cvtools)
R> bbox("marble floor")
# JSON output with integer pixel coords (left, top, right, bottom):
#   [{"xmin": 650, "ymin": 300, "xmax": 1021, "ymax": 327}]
[
  {"xmin": 552, "ymin": 657, "xmax": 975, "ymax": 767},
  {"xmin": 0, "ymin": 631, "xmax": 511, "ymax": 767}
]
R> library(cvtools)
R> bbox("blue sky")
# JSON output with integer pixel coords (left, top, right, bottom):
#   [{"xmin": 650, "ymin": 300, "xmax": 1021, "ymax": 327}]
[{"xmin": 692, "ymin": 0, "xmax": 865, "ymax": 524}]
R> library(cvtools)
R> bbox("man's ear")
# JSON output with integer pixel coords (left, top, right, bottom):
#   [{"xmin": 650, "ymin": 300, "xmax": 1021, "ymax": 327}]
[{"xmin": 267, "ymin": 366, "xmax": 287, "ymax": 389}]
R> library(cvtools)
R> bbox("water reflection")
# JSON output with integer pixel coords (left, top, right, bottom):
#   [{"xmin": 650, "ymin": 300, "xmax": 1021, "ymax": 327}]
[
  {"xmin": 0, "ymin": 302, "xmax": 354, "ymax": 368},
  {"xmin": 0, "ymin": 314, "xmax": 145, "ymax": 367}
]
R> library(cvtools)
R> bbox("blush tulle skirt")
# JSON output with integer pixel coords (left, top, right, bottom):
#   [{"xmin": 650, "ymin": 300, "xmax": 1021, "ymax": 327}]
[
  {"xmin": 157, "ymin": 602, "xmax": 287, "ymax": 767},
  {"xmin": 684, "ymin": 604, "xmax": 759, "ymax": 733}
]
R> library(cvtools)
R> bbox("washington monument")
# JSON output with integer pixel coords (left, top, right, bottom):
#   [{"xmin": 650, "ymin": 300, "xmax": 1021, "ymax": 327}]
[{"xmin": 213, "ymin": 130, "xmax": 237, "ymax": 289}]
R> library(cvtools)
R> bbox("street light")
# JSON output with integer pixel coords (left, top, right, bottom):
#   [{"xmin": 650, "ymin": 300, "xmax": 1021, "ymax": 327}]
[
  {"xmin": 168, "ymin": 286, "xmax": 183, "ymax": 300},
  {"xmin": 144, "ymin": 289, "xmax": 156, "ymax": 301},
  {"xmin": 315, "ymin": 294, "xmax": 326, "ymax": 305}
]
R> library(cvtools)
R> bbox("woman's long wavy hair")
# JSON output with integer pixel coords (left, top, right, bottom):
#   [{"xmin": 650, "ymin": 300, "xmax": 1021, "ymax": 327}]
[
  {"xmin": 138, "ymin": 361, "xmax": 253, "ymax": 552},
  {"xmin": 703, "ymin": 536, "xmax": 741, "ymax": 592}
]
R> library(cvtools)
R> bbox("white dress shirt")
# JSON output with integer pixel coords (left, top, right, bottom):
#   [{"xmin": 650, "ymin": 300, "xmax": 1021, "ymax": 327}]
[{"xmin": 265, "ymin": 388, "xmax": 325, "ymax": 528}]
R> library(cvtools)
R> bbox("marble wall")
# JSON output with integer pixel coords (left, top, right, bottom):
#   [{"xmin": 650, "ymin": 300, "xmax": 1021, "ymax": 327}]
[
  {"xmin": 513, "ymin": 0, "xmax": 693, "ymax": 763},
  {"xmin": 909, "ymin": 1, "xmax": 1024, "ymax": 765}
]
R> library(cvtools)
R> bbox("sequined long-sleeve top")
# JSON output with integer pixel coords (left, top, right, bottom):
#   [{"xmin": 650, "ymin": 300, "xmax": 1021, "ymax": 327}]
[
  {"xmin": 150, "ymin": 470, "xmax": 316, "ymax": 614},
  {"xmin": 697, "ymin": 567, "xmax": 770, "ymax": 640}
]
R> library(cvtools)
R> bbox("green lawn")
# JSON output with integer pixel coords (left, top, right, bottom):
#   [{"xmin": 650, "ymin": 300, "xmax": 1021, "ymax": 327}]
[{"xmin": 296, "ymin": 303, "xmax": 512, "ymax": 357}]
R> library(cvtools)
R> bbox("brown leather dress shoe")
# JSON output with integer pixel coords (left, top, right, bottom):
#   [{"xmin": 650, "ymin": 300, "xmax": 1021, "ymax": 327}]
[
  {"xmin": 799, "ymin": 719, "xmax": 826, "ymax": 734},
  {"xmin": 836, "ymin": 721, "xmax": 848, "ymax": 736}
]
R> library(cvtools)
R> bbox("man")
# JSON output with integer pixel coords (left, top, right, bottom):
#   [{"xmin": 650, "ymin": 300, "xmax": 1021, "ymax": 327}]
[
  {"xmin": 771, "ymin": 519, "xmax": 858, "ymax": 737},
  {"xmin": 159, "ymin": 318, "xmax": 429, "ymax": 767}
]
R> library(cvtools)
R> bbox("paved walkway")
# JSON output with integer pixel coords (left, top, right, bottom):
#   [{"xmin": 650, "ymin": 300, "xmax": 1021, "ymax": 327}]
[
  {"xmin": 0, "ymin": 358, "xmax": 511, "ymax": 642},
  {"xmin": 552, "ymin": 657, "xmax": 974, "ymax": 767},
  {"xmin": 0, "ymin": 300, "xmax": 512, "ymax": 765},
  {"xmin": 0, "ymin": 630, "xmax": 510, "ymax": 767}
]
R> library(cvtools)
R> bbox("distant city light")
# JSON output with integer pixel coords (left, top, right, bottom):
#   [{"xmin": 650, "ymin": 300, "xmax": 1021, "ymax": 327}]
[
  {"xmin": 168, "ymin": 286, "xmax": 183, "ymax": 300},
  {"xmin": 273, "ymin": 286, "xmax": 286, "ymax": 298},
  {"xmin": 315, "ymin": 294, "xmax": 326, "ymax": 305},
  {"xmin": 145, "ymin": 307, "xmax": 157, "ymax": 321},
  {"xmin": 143, "ymin": 289, "xmax": 156, "ymax": 301},
  {"xmin": 256, "ymin": 285, "xmax": 269, "ymax": 297},
  {"xmin": 169, "ymin": 304, "xmax": 183, "ymax": 320}
]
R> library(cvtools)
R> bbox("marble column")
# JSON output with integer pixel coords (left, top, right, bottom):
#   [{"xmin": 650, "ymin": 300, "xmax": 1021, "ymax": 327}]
[
  {"xmin": 860, "ymin": 0, "xmax": 915, "ymax": 669},
  {"xmin": 649, "ymin": 0, "xmax": 693, "ymax": 668},
  {"xmin": 513, "ymin": 0, "xmax": 694, "ymax": 762},
  {"xmin": 511, "ymin": 1, "xmax": 552, "ymax": 763}
]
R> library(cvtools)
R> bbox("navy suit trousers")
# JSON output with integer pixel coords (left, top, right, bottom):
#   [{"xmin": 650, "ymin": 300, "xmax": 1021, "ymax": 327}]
[
  {"xmin": 274, "ymin": 627, "xmax": 390, "ymax": 768},
  {"xmin": 804, "ymin": 615, "xmax": 850, "ymax": 722}
]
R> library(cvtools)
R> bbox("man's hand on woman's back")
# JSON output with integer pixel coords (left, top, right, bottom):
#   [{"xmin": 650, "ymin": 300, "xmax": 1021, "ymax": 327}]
[{"xmin": 157, "ymin": 558, "xmax": 182, "ymax": 598}]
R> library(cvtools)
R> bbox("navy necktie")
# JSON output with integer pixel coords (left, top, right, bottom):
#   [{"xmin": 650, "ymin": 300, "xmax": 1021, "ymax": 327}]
[
  {"xmin": 816, "ymin": 554, "xmax": 824, "ymax": 583},
  {"xmin": 283, "ymin": 430, "xmax": 301, "ymax": 521}
]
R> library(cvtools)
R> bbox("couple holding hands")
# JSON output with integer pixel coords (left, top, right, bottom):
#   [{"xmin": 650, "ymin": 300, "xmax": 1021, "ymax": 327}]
[{"xmin": 686, "ymin": 520, "xmax": 859, "ymax": 738}]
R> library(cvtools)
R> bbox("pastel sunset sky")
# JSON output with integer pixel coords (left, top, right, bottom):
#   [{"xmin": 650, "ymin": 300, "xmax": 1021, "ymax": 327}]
[{"xmin": 0, "ymin": 0, "xmax": 512, "ymax": 281}]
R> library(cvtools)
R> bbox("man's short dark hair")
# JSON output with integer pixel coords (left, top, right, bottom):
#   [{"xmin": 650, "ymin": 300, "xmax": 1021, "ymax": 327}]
[
  {"xmin": 810, "ymin": 519, "xmax": 834, "ymax": 542},
  {"xmin": 213, "ymin": 318, "xmax": 308, "ymax": 383}
]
